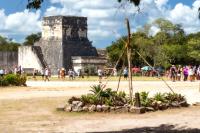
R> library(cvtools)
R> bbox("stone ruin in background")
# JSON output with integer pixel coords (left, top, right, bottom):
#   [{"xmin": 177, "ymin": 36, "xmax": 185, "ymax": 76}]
[{"xmin": 19, "ymin": 16, "xmax": 107, "ymax": 74}]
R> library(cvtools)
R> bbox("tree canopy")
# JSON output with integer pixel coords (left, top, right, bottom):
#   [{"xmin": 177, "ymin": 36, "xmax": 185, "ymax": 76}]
[
  {"xmin": 0, "ymin": 36, "xmax": 20, "ymax": 51},
  {"xmin": 106, "ymin": 18, "xmax": 200, "ymax": 68},
  {"xmin": 23, "ymin": 32, "xmax": 41, "ymax": 46}
]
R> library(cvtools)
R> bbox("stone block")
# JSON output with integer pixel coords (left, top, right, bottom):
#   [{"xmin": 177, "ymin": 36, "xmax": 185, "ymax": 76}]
[
  {"xmin": 64, "ymin": 104, "xmax": 72, "ymax": 112},
  {"xmin": 102, "ymin": 105, "xmax": 110, "ymax": 112},
  {"xmin": 89, "ymin": 105, "xmax": 96, "ymax": 112},
  {"xmin": 110, "ymin": 107, "xmax": 115, "ymax": 113},
  {"xmin": 96, "ymin": 105, "xmax": 102, "ymax": 112},
  {"xmin": 129, "ymin": 106, "xmax": 146, "ymax": 114},
  {"xmin": 114, "ymin": 106, "xmax": 129, "ymax": 113},
  {"xmin": 83, "ymin": 106, "xmax": 89, "ymax": 112},
  {"xmin": 145, "ymin": 107, "xmax": 155, "ymax": 112},
  {"xmin": 57, "ymin": 104, "xmax": 66, "ymax": 111}
]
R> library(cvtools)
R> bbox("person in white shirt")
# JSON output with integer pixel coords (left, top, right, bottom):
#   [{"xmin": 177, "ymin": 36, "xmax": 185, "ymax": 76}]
[
  {"xmin": 44, "ymin": 68, "xmax": 50, "ymax": 81},
  {"xmin": 97, "ymin": 68, "xmax": 103, "ymax": 83}
]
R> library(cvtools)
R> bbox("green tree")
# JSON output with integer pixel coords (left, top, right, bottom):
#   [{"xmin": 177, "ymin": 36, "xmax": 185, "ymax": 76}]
[
  {"xmin": 0, "ymin": 35, "xmax": 20, "ymax": 51},
  {"xmin": 23, "ymin": 32, "xmax": 41, "ymax": 46},
  {"xmin": 186, "ymin": 38, "xmax": 200, "ymax": 63}
]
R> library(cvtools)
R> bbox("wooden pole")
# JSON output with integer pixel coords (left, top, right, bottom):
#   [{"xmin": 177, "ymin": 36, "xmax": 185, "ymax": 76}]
[{"xmin": 125, "ymin": 18, "xmax": 133, "ymax": 104}]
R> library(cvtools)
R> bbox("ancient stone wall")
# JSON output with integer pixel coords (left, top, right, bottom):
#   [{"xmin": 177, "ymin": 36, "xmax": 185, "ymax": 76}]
[
  {"xmin": 0, "ymin": 51, "xmax": 18, "ymax": 71},
  {"xmin": 42, "ymin": 16, "xmax": 63, "ymax": 40},
  {"xmin": 18, "ymin": 46, "xmax": 43, "ymax": 72},
  {"xmin": 35, "ymin": 39, "xmax": 63, "ymax": 74},
  {"xmin": 35, "ymin": 16, "xmax": 98, "ymax": 74}
]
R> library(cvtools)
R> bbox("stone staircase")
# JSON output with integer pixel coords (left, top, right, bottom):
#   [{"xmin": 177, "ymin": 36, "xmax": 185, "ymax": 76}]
[{"xmin": 32, "ymin": 46, "xmax": 47, "ymax": 68}]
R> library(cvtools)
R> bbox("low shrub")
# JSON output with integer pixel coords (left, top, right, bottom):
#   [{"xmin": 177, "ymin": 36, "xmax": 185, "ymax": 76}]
[
  {"xmin": 79, "ymin": 85, "xmax": 128, "ymax": 106},
  {"xmin": 68, "ymin": 96, "xmax": 81, "ymax": 104},
  {"xmin": 0, "ymin": 74, "xmax": 27, "ymax": 86},
  {"xmin": 66, "ymin": 86, "xmax": 189, "ymax": 113},
  {"xmin": 140, "ymin": 91, "xmax": 153, "ymax": 107},
  {"xmin": 153, "ymin": 92, "xmax": 167, "ymax": 103}
]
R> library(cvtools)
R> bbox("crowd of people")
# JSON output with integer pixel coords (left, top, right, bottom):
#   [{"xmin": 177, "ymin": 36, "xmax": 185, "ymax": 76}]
[
  {"xmin": 0, "ymin": 65, "xmax": 23, "ymax": 77},
  {"xmin": 1, "ymin": 65, "xmax": 200, "ymax": 83},
  {"xmin": 168, "ymin": 65, "xmax": 200, "ymax": 82}
]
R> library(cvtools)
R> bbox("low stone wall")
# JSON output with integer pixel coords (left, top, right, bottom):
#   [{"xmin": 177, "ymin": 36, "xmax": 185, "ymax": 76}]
[
  {"xmin": 18, "ymin": 46, "xmax": 43, "ymax": 72},
  {"xmin": 0, "ymin": 51, "xmax": 18, "ymax": 71}
]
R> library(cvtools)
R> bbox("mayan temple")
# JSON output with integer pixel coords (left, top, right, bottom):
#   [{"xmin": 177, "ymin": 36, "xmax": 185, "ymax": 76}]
[{"xmin": 18, "ymin": 16, "xmax": 106, "ymax": 74}]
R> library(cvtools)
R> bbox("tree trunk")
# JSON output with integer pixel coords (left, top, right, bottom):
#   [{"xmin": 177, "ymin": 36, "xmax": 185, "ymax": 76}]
[{"xmin": 126, "ymin": 18, "xmax": 133, "ymax": 104}]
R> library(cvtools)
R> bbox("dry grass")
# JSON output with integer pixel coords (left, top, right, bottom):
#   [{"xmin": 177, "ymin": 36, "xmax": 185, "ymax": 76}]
[
  {"xmin": 1, "ymin": 96, "xmax": 200, "ymax": 132},
  {"xmin": 27, "ymin": 75, "xmax": 169, "ymax": 81}
]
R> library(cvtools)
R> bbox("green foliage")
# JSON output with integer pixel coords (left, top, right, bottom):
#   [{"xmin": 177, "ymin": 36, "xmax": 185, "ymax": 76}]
[
  {"xmin": 165, "ymin": 93, "xmax": 186, "ymax": 103},
  {"xmin": 27, "ymin": 0, "xmax": 44, "ymax": 9},
  {"xmin": 153, "ymin": 92, "xmax": 166, "ymax": 103},
  {"xmin": 0, "ymin": 36, "xmax": 20, "ymax": 51},
  {"xmin": 0, "ymin": 77, "xmax": 9, "ymax": 86},
  {"xmin": 68, "ymin": 96, "xmax": 81, "ymax": 104},
  {"xmin": 107, "ymin": 18, "xmax": 200, "ymax": 68},
  {"xmin": 23, "ymin": 32, "xmax": 41, "ymax": 46},
  {"xmin": 140, "ymin": 91, "xmax": 153, "ymax": 107},
  {"xmin": 118, "ymin": 0, "xmax": 141, "ymax": 6},
  {"xmin": 0, "ymin": 74, "xmax": 27, "ymax": 86},
  {"xmin": 80, "ymin": 85, "xmax": 128, "ymax": 106},
  {"xmin": 139, "ymin": 91, "xmax": 187, "ymax": 109}
]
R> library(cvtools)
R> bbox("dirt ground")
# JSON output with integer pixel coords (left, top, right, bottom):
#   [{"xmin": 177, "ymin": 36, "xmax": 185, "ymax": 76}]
[{"xmin": 0, "ymin": 81, "xmax": 200, "ymax": 132}]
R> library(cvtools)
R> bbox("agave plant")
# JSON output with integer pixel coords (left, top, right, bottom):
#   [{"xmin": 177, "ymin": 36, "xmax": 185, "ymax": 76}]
[
  {"xmin": 165, "ymin": 93, "xmax": 186, "ymax": 103},
  {"xmin": 153, "ymin": 92, "xmax": 166, "ymax": 103},
  {"xmin": 140, "ymin": 91, "xmax": 153, "ymax": 107}
]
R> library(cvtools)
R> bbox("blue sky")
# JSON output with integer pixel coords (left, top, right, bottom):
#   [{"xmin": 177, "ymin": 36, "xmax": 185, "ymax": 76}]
[{"xmin": 0, "ymin": 0, "xmax": 199, "ymax": 48}]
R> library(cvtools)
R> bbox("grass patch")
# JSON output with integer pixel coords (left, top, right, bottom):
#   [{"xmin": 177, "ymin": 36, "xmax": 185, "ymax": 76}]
[{"xmin": 27, "ymin": 76, "xmax": 168, "ymax": 81}]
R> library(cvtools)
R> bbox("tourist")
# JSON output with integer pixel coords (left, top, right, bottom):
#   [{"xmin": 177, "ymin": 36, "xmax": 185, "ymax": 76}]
[
  {"xmin": 85, "ymin": 68, "xmax": 89, "ymax": 78},
  {"xmin": 44, "ymin": 68, "xmax": 50, "ymax": 81},
  {"xmin": 97, "ymin": 68, "xmax": 103, "ymax": 83},
  {"xmin": 188, "ymin": 66, "xmax": 194, "ymax": 82},
  {"xmin": 17, "ymin": 65, "xmax": 22, "ymax": 75},
  {"xmin": 170, "ymin": 65, "xmax": 176, "ymax": 82},
  {"xmin": 176, "ymin": 65, "xmax": 182, "ymax": 81},
  {"xmin": 57, "ymin": 69, "xmax": 60, "ymax": 79},
  {"xmin": 123, "ymin": 67, "xmax": 128, "ymax": 80},
  {"xmin": 68, "ymin": 69, "xmax": 74, "ymax": 80},
  {"xmin": 79, "ymin": 69, "xmax": 84, "ymax": 78},
  {"xmin": 32, "ymin": 68, "xmax": 37, "ymax": 80},
  {"xmin": 48, "ymin": 68, "xmax": 51, "ymax": 78},
  {"xmin": 197, "ymin": 66, "xmax": 200, "ymax": 80},
  {"xmin": 183, "ymin": 66, "xmax": 189, "ymax": 81},
  {"xmin": 41, "ymin": 68, "xmax": 45, "ymax": 80},
  {"xmin": 0, "ymin": 68, "xmax": 4, "ymax": 77},
  {"xmin": 60, "ymin": 68, "xmax": 66, "ymax": 80},
  {"xmin": 113, "ymin": 68, "xmax": 117, "ymax": 76},
  {"xmin": 14, "ymin": 66, "xmax": 18, "ymax": 75}
]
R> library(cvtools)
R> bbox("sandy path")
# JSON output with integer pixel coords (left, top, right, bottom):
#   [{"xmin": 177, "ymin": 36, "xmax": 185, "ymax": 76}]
[
  {"xmin": 0, "ymin": 81, "xmax": 200, "ymax": 104},
  {"xmin": 1, "ymin": 81, "xmax": 200, "ymax": 132}
]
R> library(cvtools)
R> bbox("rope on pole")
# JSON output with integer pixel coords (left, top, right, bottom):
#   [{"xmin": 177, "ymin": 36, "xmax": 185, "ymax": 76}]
[{"xmin": 136, "ymin": 50, "xmax": 175, "ymax": 94}]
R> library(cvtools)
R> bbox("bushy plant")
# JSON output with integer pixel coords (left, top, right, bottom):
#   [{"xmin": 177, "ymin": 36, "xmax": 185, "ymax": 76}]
[
  {"xmin": 0, "ymin": 77, "xmax": 9, "ymax": 86},
  {"xmin": 140, "ymin": 91, "xmax": 153, "ymax": 107},
  {"xmin": 0, "ymin": 74, "xmax": 27, "ymax": 86},
  {"xmin": 81, "ymin": 94, "xmax": 99, "ymax": 105},
  {"xmin": 79, "ymin": 85, "xmax": 129, "ymax": 106},
  {"xmin": 68, "ymin": 96, "xmax": 81, "ymax": 104},
  {"xmin": 165, "ymin": 93, "xmax": 186, "ymax": 103},
  {"xmin": 4, "ymin": 74, "xmax": 19, "ymax": 85},
  {"xmin": 153, "ymin": 92, "xmax": 166, "ymax": 103}
]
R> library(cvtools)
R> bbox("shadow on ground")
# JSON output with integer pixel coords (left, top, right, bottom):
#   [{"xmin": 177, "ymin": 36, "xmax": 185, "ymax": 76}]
[{"xmin": 92, "ymin": 124, "xmax": 200, "ymax": 133}]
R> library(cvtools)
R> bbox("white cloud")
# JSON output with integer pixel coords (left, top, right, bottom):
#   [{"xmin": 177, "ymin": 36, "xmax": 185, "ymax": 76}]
[
  {"xmin": 167, "ymin": 1, "xmax": 200, "ymax": 34},
  {"xmin": 155, "ymin": 0, "xmax": 169, "ymax": 8},
  {"xmin": 1, "ymin": 0, "xmax": 200, "ymax": 47},
  {"xmin": 43, "ymin": 0, "xmax": 200, "ymax": 47},
  {"xmin": 0, "ymin": 9, "xmax": 41, "ymax": 37}
]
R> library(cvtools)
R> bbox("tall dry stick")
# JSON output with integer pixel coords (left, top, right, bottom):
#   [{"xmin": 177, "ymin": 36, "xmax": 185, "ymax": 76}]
[{"xmin": 125, "ymin": 18, "xmax": 133, "ymax": 104}]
